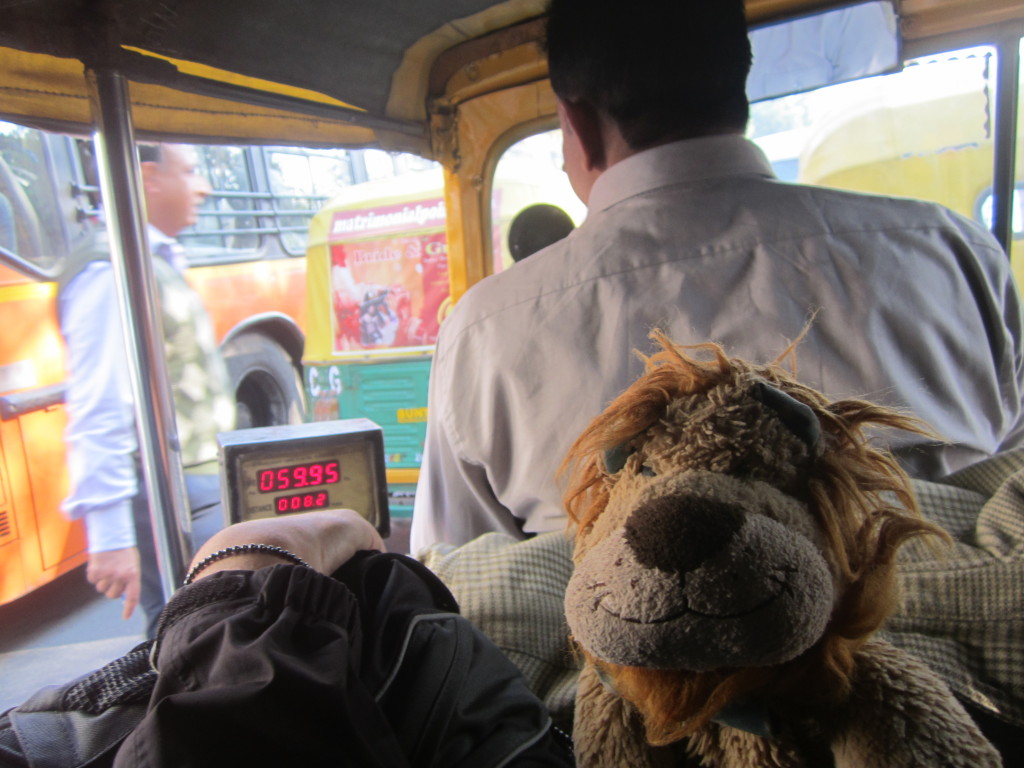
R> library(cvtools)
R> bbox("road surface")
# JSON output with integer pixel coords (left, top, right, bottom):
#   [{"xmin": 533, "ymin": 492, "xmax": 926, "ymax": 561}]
[{"xmin": 0, "ymin": 566, "xmax": 144, "ymax": 712}]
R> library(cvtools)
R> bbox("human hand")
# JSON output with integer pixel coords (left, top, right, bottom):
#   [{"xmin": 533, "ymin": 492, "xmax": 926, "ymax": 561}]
[
  {"xmin": 87, "ymin": 547, "xmax": 141, "ymax": 620},
  {"xmin": 187, "ymin": 509, "xmax": 385, "ymax": 584}
]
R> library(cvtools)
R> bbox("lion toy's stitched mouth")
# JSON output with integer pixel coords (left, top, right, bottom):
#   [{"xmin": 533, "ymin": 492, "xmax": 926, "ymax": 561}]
[
  {"xmin": 565, "ymin": 478, "xmax": 835, "ymax": 672},
  {"xmin": 590, "ymin": 558, "xmax": 795, "ymax": 624}
]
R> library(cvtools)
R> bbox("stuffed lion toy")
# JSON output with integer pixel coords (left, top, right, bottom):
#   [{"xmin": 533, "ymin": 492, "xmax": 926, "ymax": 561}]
[{"xmin": 562, "ymin": 331, "xmax": 1001, "ymax": 767}]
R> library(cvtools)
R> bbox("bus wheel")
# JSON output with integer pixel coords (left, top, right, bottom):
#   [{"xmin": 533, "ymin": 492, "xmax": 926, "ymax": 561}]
[{"xmin": 222, "ymin": 333, "xmax": 304, "ymax": 428}]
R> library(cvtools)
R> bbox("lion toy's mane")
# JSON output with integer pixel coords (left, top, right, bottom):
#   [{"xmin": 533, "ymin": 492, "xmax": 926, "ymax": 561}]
[{"xmin": 561, "ymin": 331, "xmax": 1000, "ymax": 767}]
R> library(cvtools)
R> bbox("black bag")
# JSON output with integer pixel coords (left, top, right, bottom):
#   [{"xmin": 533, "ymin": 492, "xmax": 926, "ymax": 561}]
[{"xmin": 0, "ymin": 553, "xmax": 573, "ymax": 767}]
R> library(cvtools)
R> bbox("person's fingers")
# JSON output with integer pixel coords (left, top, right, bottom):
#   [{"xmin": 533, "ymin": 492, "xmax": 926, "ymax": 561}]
[
  {"xmin": 122, "ymin": 572, "xmax": 140, "ymax": 619},
  {"xmin": 102, "ymin": 579, "xmax": 124, "ymax": 600},
  {"xmin": 363, "ymin": 518, "xmax": 386, "ymax": 552},
  {"xmin": 86, "ymin": 548, "xmax": 141, "ymax": 619},
  {"xmin": 314, "ymin": 509, "xmax": 385, "ymax": 573}
]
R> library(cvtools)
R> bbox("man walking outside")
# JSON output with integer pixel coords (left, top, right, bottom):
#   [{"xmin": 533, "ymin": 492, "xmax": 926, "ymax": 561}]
[{"xmin": 60, "ymin": 143, "xmax": 235, "ymax": 636}]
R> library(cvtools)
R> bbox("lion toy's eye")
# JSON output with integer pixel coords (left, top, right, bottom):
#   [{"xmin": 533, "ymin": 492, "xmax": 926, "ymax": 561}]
[
  {"xmin": 603, "ymin": 445, "xmax": 631, "ymax": 475},
  {"xmin": 640, "ymin": 465, "xmax": 656, "ymax": 478}
]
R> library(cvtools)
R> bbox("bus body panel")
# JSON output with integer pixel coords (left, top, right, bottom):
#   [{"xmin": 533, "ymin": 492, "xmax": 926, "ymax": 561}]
[
  {"xmin": 186, "ymin": 257, "xmax": 307, "ymax": 347},
  {"xmin": 0, "ymin": 267, "xmax": 84, "ymax": 604},
  {"xmin": 305, "ymin": 357, "xmax": 431, "ymax": 517}
]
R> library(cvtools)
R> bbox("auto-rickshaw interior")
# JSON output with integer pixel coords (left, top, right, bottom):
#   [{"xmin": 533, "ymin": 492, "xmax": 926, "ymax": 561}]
[{"xmin": 0, "ymin": 0, "xmax": 1022, "ymax": 760}]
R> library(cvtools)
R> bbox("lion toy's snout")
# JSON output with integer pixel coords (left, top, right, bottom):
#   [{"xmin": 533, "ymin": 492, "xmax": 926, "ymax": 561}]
[{"xmin": 567, "ymin": 469, "xmax": 835, "ymax": 671}]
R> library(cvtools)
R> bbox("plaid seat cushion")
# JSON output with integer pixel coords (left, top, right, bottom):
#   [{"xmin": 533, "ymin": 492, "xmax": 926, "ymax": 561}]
[{"xmin": 421, "ymin": 449, "xmax": 1024, "ymax": 730}]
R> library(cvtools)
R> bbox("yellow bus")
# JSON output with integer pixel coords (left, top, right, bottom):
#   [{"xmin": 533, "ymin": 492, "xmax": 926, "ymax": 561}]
[{"xmin": 302, "ymin": 137, "xmax": 583, "ymax": 517}]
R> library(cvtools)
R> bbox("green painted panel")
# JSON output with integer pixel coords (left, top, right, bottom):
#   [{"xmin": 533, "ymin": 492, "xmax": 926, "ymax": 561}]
[{"xmin": 305, "ymin": 358, "xmax": 431, "ymax": 470}]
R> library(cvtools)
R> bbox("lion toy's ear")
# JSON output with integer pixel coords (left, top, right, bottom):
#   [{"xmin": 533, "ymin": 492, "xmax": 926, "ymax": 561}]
[{"xmin": 561, "ymin": 331, "xmax": 998, "ymax": 768}]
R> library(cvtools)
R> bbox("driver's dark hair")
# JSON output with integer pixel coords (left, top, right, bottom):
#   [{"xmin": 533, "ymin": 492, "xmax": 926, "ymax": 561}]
[{"xmin": 545, "ymin": 0, "xmax": 752, "ymax": 149}]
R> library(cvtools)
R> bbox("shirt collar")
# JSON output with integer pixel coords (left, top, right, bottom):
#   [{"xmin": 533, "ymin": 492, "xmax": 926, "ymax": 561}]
[
  {"xmin": 587, "ymin": 134, "xmax": 776, "ymax": 214},
  {"xmin": 147, "ymin": 224, "xmax": 187, "ymax": 272},
  {"xmin": 147, "ymin": 224, "xmax": 175, "ymax": 254}
]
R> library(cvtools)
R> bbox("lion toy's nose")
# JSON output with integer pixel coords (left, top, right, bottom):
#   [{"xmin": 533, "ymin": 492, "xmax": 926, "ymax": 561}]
[{"xmin": 623, "ymin": 494, "xmax": 746, "ymax": 575}]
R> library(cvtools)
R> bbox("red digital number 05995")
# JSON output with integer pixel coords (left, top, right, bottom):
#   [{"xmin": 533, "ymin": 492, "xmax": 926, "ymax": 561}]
[{"xmin": 258, "ymin": 460, "xmax": 340, "ymax": 492}]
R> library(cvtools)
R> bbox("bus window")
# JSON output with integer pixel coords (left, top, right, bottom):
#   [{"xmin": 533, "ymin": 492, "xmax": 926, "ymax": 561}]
[
  {"xmin": 266, "ymin": 147, "xmax": 357, "ymax": 255},
  {"xmin": 361, "ymin": 149, "xmax": 437, "ymax": 182},
  {"xmin": 0, "ymin": 123, "xmax": 67, "ymax": 271},
  {"xmin": 180, "ymin": 144, "xmax": 359, "ymax": 263},
  {"xmin": 189, "ymin": 145, "xmax": 260, "ymax": 254},
  {"xmin": 490, "ymin": 130, "xmax": 585, "ymax": 273}
]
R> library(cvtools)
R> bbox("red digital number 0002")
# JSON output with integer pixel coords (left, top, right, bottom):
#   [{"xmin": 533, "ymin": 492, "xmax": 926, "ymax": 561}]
[
  {"xmin": 275, "ymin": 491, "xmax": 329, "ymax": 514},
  {"xmin": 258, "ymin": 460, "xmax": 340, "ymax": 493}
]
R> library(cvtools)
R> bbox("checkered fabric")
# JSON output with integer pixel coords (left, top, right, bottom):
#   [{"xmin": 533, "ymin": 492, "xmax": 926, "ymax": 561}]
[
  {"xmin": 420, "ymin": 532, "xmax": 580, "ymax": 730},
  {"xmin": 62, "ymin": 642, "xmax": 157, "ymax": 715},
  {"xmin": 885, "ymin": 449, "xmax": 1024, "ymax": 727},
  {"xmin": 420, "ymin": 450, "xmax": 1024, "ymax": 729}
]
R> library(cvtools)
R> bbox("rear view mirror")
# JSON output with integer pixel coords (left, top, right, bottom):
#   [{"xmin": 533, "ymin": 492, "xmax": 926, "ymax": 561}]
[{"xmin": 747, "ymin": 1, "xmax": 900, "ymax": 103}]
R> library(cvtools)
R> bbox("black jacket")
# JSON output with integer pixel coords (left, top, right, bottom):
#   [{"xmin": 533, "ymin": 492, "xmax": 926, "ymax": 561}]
[{"xmin": 0, "ymin": 553, "xmax": 573, "ymax": 767}]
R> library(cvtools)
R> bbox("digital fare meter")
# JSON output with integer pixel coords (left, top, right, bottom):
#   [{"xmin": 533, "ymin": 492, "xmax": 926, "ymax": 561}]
[{"xmin": 218, "ymin": 418, "xmax": 390, "ymax": 537}]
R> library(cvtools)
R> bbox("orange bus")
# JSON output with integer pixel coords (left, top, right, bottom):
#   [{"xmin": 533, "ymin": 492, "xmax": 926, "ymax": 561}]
[{"xmin": 0, "ymin": 125, "xmax": 360, "ymax": 603}]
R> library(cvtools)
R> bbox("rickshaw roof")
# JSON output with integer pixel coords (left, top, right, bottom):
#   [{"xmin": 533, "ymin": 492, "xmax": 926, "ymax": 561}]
[{"xmin": 0, "ymin": 0, "xmax": 1017, "ymax": 155}]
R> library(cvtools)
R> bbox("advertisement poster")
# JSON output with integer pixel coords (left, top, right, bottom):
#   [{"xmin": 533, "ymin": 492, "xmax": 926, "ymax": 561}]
[{"xmin": 329, "ymin": 198, "xmax": 449, "ymax": 356}]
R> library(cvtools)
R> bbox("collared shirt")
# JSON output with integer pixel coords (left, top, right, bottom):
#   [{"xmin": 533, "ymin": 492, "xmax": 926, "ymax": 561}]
[
  {"xmin": 59, "ymin": 225, "xmax": 234, "ymax": 553},
  {"xmin": 410, "ymin": 134, "xmax": 1024, "ymax": 553}
]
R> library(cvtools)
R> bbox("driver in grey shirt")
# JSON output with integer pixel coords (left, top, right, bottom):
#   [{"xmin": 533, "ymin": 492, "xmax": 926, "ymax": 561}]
[{"xmin": 411, "ymin": 0, "xmax": 1024, "ymax": 552}]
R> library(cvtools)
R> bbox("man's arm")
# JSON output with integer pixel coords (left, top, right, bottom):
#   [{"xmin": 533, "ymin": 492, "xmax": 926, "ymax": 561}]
[
  {"xmin": 59, "ymin": 262, "xmax": 143, "ymax": 617},
  {"xmin": 996, "ymin": 266, "xmax": 1024, "ymax": 452}
]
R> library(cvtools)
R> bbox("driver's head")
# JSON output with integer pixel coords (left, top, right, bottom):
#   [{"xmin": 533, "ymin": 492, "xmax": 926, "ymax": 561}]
[{"xmin": 545, "ymin": 0, "xmax": 752, "ymax": 150}]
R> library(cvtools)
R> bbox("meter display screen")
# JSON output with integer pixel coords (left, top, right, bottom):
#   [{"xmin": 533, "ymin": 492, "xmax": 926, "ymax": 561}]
[
  {"xmin": 257, "ymin": 460, "xmax": 339, "ymax": 513},
  {"xmin": 257, "ymin": 460, "xmax": 340, "ymax": 492},
  {"xmin": 219, "ymin": 419, "xmax": 389, "ymax": 535},
  {"xmin": 274, "ymin": 490, "xmax": 330, "ymax": 514},
  {"xmin": 237, "ymin": 444, "xmax": 374, "ymax": 521}
]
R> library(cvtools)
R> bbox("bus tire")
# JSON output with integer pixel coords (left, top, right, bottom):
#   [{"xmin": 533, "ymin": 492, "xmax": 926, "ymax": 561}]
[{"xmin": 222, "ymin": 332, "xmax": 304, "ymax": 428}]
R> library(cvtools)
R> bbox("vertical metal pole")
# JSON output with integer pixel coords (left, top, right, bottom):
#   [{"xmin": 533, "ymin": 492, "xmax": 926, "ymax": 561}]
[
  {"xmin": 86, "ymin": 67, "xmax": 192, "ymax": 597},
  {"xmin": 992, "ymin": 33, "xmax": 1021, "ymax": 254}
]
